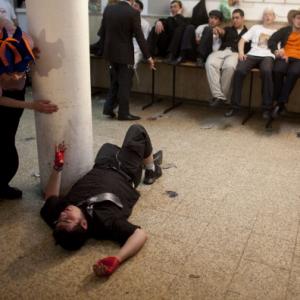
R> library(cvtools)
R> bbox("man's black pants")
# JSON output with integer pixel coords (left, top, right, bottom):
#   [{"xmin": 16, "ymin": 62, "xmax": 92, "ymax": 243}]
[
  {"xmin": 0, "ymin": 89, "xmax": 25, "ymax": 190},
  {"xmin": 231, "ymin": 56, "xmax": 274, "ymax": 110},
  {"xmin": 273, "ymin": 58, "xmax": 300, "ymax": 104},
  {"xmin": 94, "ymin": 125, "xmax": 153, "ymax": 187},
  {"xmin": 180, "ymin": 25, "xmax": 213, "ymax": 61},
  {"xmin": 103, "ymin": 62, "xmax": 134, "ymax": 117}
]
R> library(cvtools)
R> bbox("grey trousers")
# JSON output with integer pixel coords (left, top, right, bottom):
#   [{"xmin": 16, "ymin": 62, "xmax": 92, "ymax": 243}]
[{"xmin": 205, "ymin": 49, "xmax": 238, "ymax": 101}]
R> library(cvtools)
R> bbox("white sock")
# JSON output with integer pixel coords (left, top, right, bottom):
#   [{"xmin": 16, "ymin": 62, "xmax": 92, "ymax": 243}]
[{"xmin": 145, "ymin": 163, "xmax": 155, "ymax": 171}]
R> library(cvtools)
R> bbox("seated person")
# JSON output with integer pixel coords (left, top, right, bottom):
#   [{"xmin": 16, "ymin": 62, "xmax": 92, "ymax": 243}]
[
  {"xmin": 132, "ymin": 0, "xmax": 151, "ymax": 68},
  {"xmin": 225, "ymin": 8, "xmax": 277, "ymax": 119},
  {"xmin": 147, "ymin": 0, "xmax": 187, "ymax": 58},
  {"xmin": 176, "ymin": 10, "xmax": 223, "ymax": 67},
  {"xmin": 206, "ymin": 9, "xmax": 248, "ymax": 106},
  {"xmin": 0, "ymin": 19, "xmax": 58, "ymax": 199},
  {"xmin": 268, "ymin": 10, "xmax": 300, "ymax": 118},
  {"xmin": 40, "ymin": 124, "xmax": 163, "ymax": 277}
]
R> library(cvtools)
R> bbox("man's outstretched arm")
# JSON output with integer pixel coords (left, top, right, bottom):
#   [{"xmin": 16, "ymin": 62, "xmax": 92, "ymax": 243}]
[{"xmin": 93, "ymin": 228, "xmax": 147, "ymax": 277}]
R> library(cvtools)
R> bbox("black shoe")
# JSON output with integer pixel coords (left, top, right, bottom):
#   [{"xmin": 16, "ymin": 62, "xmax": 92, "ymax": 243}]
[
  {"xmin": 262, "ymin": 110, "xmax": 272, "ymax": 120},
  {"xmin": 196, "ymin": 57, "xmax": 205, "ymax": 68},
  {"xmin": 0, "ymin": 186, "xmax": 22, "ymax": 200},
  {"xmin": 224, "ymin": 108, "xmax": 240, "ymax": 118},
  {"xmin": 272, "ymin": 104, "xmax": 287, "ymax": 119},
  {"xmin": 209, "ymin": 98, "xmax": 225, "ymax": 107},
  {"xmin": 103, "ymin": 109, "xmax": 116, "ymax": 118},
  {"xmin": 118, "ymin": 114, "xmax": 141, "ymax": 121},
  {"xmin": 153, "ymin": 150, "xmax": 163, "ymax": 165},
  {"xmin": 172, "ymin": 56, "xmax": 185, "ymax": 65},
  {"xmin": 144, "ymin": 164, "xmax": 162, "ymax": 185}
]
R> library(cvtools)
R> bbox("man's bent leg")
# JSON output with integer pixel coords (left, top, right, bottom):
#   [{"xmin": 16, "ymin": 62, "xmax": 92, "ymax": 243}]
[
  {"xmin": 259, "ymin": 57, "xmax": 274, "ymax": 111},
  {"xmin": 205, "ymin": 51, "xmax": 225, "ymax": 100},
  {"xmin": 278, "ymin": 58, "xmax": 300, "ymax": 104},
  {"xmin": 118, "ymin": 125, "xmax": 155, "ymax": 187},
  {"xmin": 221, "ymin": 51, "xmax": 238, "ymax": 100}
]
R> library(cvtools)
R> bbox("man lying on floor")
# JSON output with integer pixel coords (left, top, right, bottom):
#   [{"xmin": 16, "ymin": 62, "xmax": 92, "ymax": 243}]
[{"xmin": 40, "ymin": 124, "xmax": 162, "ymax": 277}]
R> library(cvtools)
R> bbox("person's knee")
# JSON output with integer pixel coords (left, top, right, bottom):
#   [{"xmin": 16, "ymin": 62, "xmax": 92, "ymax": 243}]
[
  {"xmin": 235, "ymin": 67, "xmax": 248, "ymax": 77},
  {"xmin": 260, "ymin": 68, "xmax": 272, "ymax": 78},
  {"xmin": 287, "ymin": 69, "xmax": 300, "ymax": 78},
  {"xmin": 129, "ymin": 124, "xmax": 145, "ymax": 133}
]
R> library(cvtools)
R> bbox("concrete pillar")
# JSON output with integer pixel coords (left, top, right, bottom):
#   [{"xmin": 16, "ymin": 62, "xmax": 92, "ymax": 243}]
[{"xmin": 26, "ymin": 0, "xmax": 94, "ymax": 193}]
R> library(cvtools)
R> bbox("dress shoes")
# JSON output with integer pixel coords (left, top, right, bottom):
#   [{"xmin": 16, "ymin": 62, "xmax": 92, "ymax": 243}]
[
  {"xmin": 153, "ymin": 150, "xmax": 163, "ymax": 165},
  {"xmin": 0, "ymin": 186, "xmax": 22, "ymax": 200},
  {"xmin": 262, "ymin": 110, "xmax": 272, "ymax": 120},
  {"xmin": 209, "ymin": 98, "xmax": 226, "ymax": 107},
  {"xmin": 196, "ymin": 57, "xmax": 205, "ymax": 68},
  {"xmin": 172, "ymin": 56, "xmax": 185, "ymax": 65},
  {"xmin": 103, "ymin": 109, "xmax": 116, "ymax": 118},
  {"xmin": 272, "ymin": 104, "xmax": 287, "ymax": 119},
  {"xmin": 224, "ymin": 108, "xmax": 240, "ymax": 117},
  {"xmin": 118, "ymin": 114, "xmax": 141, "ymax": 121},
  {"xmin": 143, "ymin": 150, "xmax": 163, "ymax": 185}
]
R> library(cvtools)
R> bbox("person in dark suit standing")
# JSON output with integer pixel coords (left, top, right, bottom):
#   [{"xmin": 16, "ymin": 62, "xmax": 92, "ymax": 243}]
[{"xmin": 100, "ymin": 0, "xmax": 155, "ymax": 121}]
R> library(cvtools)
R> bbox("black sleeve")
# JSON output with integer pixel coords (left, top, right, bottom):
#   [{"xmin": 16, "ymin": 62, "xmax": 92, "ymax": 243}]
[
  {"xmin": 108, "ymin": 218, "xmax": 140, "ymax": 246},
  {"xmin": 133, "ymin": 11, "xmax": 150, "ymax": 59},
  {"xmin": 40, "ymin": 196, "xmax": 68, "ymax": 228},
  {"xmin": 268, "ymin": 27, "xmax": 286, "ymax": 53},
  {"xmin": 99, "ymin": 8, "xmax": 107, "ymax": 42}
]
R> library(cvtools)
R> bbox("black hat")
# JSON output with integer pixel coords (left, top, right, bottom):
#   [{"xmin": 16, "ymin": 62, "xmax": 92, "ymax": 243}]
[{"xmin": 209, "ymin": 10, "xmax": 224, "ymax": 21}]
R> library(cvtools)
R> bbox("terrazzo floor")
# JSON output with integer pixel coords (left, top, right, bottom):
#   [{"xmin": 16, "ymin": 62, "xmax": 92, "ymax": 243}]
[{"xmin": 0, "ymin": 91, "xmax": 300, "ymax": 300}]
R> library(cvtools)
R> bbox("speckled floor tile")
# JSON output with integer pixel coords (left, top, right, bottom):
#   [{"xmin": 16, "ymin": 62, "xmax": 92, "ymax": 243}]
[
  {"xmin": 198, "ymin": 222, "xmax": 252, "ymax": 257},
  {"xmin": 159, "ymin": 213, "xmax": 208, "ymax": 245},
  {"xmin": 228, "ymin": 259, "xmax": 289, "ymax": 300},
  {"xmin": 1, "ymin": 92, "xmax": 300, "ymax": 299},
  {"xmin": 167, "ymin": 247, "xmax": 240, "ymax": 300},
  {"xmin": 253, "ymin": 212, "xmax": 299, "ymax": 242},
  {"xmin": 286, "ymin": 269, "xmax": 300, "ymax": 300},
  {"xmin": 243, "ymin": 233, "xmax": 294, "ymax": 270}
]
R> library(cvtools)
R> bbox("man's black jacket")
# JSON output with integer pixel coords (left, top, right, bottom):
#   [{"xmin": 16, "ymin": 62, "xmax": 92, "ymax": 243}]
[
  {"xmin": 268, "ymin": 26, "xmax": 293, "ymax": 54},
  {"xmin": 99, "ymin": 1, "xmax": 150, "ymax": 65}
]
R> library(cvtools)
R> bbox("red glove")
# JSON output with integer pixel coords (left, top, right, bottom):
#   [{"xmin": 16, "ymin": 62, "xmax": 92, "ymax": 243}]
[
  {"xmin": 93, "ymin": 256, "xmax": 120, "ymax": 277},
  {"xmin": 54, "ymin": 143, "xmax": 66, "ymax": 171}
]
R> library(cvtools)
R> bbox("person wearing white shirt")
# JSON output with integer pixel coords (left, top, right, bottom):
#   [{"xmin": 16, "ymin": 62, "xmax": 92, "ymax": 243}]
[
  {"xmin": 132, "ymin": 0, "xmax": 151, "ymax": 68},
  {"xmin": 0, "ymin": 0, "xmax": 17, "ymax": 25},
  {"xmin": 225, "ymin": 8, "xmax": 277, "ymax": 119}
]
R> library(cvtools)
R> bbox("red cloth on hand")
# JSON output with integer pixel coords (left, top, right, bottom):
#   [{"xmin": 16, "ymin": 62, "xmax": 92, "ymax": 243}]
[
  {"xmin": 93, "ymin": 256, "xmax": 120, "ymax": 277},
  {"xmin": 54, "ymin": 143, "xmax": 66, "ymax": 171}
]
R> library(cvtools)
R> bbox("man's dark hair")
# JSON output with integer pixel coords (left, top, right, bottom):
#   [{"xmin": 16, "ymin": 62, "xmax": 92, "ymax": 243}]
[
  {"xmin": 135, "ymin": 0, "xmax": 144, "ymax": 11},
  {"xmin": 209, "ymin": 10, "xmax": 223, "ymax": 21},
  {"xmin": 170, "ymin": 0, "xmax": 182, "ymax": 9},
  {"xmin": 232, "ymin": 9, "xmax": 245, "ymax": 17},
  {"xmin": 53, "ymin": 224, "xmax": 89, "ymax": 251}
]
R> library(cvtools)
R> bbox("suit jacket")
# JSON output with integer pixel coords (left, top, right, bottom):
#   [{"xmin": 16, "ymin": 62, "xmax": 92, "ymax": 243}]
[
  {"xmin": 220, "ymin": 26, "xmax": 249, "ymax": 53},
  {"xmin": 99, "ymin": 1, "xmax": 150, "ymax": 65}
]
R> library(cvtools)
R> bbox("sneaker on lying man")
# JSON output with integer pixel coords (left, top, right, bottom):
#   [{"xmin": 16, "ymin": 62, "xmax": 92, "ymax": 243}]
[{"xmin": 144, "ymin": 150, "xmax": 163, "ymax": 185}]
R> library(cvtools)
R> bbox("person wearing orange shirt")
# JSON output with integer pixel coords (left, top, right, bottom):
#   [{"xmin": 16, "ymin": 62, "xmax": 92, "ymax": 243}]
[{"xmin": 268, "ymin": 10, "xmax": 300, "ymax": 117}]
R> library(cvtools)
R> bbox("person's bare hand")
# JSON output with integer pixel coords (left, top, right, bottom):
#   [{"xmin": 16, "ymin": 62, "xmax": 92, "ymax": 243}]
[
  {"xmin": 155, "ymin": 21, "xmax": 164, "ymax": 34},
  {"xmin": 148, "ymin": 57, "xmax": 156, "ymax": 71},
  {"xmin": 239, "ymin": 53, "xmax": 247, "ymax": 61},
  {"xmin": 214, "ymin": 27, "xmax": 225, "ymax": 36},
  {"xmin": 31, "ymin": 100, "xmax": 58, "ymax": 114},
  {"xmin": 275, "ymin": 48, "xmax": 287, "ymax": 59}
]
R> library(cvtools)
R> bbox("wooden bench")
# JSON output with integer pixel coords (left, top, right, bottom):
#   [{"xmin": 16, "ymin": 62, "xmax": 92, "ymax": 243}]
[
  {"xmin": 142, "ymin": 58, "xmax": 201, "ymax": 114},
  {"xmin": 90, "ymin": 54, "xmax": 278, "ymax": 128}
]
